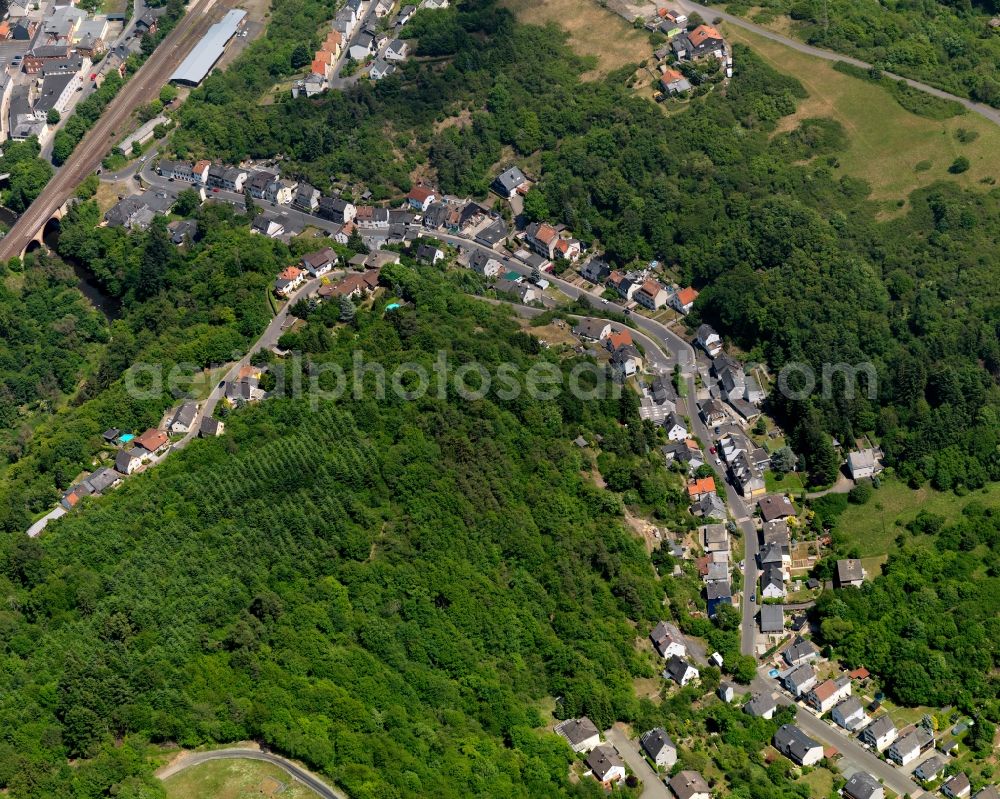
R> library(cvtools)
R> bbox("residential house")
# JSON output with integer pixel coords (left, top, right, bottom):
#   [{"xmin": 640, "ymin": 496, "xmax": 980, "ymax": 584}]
[
  {"xmin": 701, "ymin": 523, "xmax": 728, "ymax": 554},
  {"xmin": 687, "ymin": 476, "xmax": 716, "ymax": 501},
  {"xmin": 943, "ymin": 774, "xmax": 972, "ymax": 799},
  {"xmin": 207, "ymin": 164, "xmax": 247, "ymax": 192},
  {"xmin": 265, "ymin": 178, "xmax": 297, "ymax": 205},
  {"xmin": 664, "ymin": 654, "xmax": 699, "ymax": 686},
  {"xmin": 605, "ymin": 328, "xmax": 633, "ymax": 353},
  {"xmin": 114, "ymin": 447, "xmax": 148, "ymax": 475},
  {"xmin": 699, "ymin": 398, "xmax": 728, "ymax": 427},
  {"xmin": 660, "ymin": 66, "xmax": 693, "ymax": 95},
  {"xmin": 356, "ymin": 206, "xmax": 390, "ymax": 228},
  {"xmin": 696, "ymin": 324, "xmax": 723, "ymax": 357},
  {"xmin": 554, "ymin": 717, "xmax": 600, "ymax": 753},
  {"xmin": 168, "ymin": 402, "xmax": 198, "ymax": 434},
  {"xmin": 673, "ymin": 24, "xmax": 725, "ymax": 60},
  {"xmin": 640, "ymin": 727, "xmax": 677, "ymax": 769},
  {"xmin": 469, "ymin": 250, "xmax": 504, "ymax": 278},
  {"xmin": 318, "ymin": 197, "xmax": 356, "ymax": 224},
  {"xmin": 668, "ymin": 771, "xmax": 711, "ymax": 799},
  {"xmin": 199, "ymin": 416, "xmax": 225, "ymax": 437},
  {"xmin": 274, "ymin": 265, "xmax": 306, "ymax": 297},
  {"xmin": 832, "ymin": 696, "xmax": 869, "ymax": 731},
  {"xmin": 580, "ymin": 257, "xmax": 611, "ymax": 283},
  {"xmin": 610, "ymin": 345, "xmax": 642, "ymax": 380},
  {"xmin": 729, "ymin": 451, "xmax": 766, "ymax": 500},
  {"xmin": 860, "ymin": 715, "xmax": 897, "ymax": 752},
  {"xmin": 744, "ymin": 693, "xmax": 777, "ymax": 720},
  {"xmin": 848, "ymin": 448, "xmax": 880, "ymax": 480},
  {"xmin": 168, "ymin": 219, "xmax": 198, "ymax": 245},
  {"xmin": 635, "ymin": 278, "xmax": 669, "ymax": 310},
  {"xmin": 888, "ymin": 727, "xmax": 935, "ymax": 766},
  {"xmin": 762, "ymin": 518, "xmax": 791, "ymax": 551},
  {"xmin": 318, "ymin": 269, "xmax": 380, "ymax": 300},
  {"xmin": 369, "ymin": 58, "xmax": 395, "ymax": 80},
  {"xmin": 373, "ymin": 0, "xmax": 393, "ymax": 17},
  {"xmin": 302, "ymin": 248, "xmax": 337, "ymax": 277},
  {"xmin": 382, "ymin": 36, "xmax": 409, "ymax": 59},
  {"xmin": 974, "ymin": 789, "xmax": 1000, "ymax": 799},
  {"xmin": 492, "ymin": 165, "xmax": 528, "ymax": 198},
  {"xmin": 914, "ymin": 755, "xmax": 945, "ymax": 782},
  {"xmin": 759, "ymin": 604, "xmax": 784, "ymax": 634},
  {"xmin": 135, "ymin": 10, "xmax": 158, "ymax": 34},
  {"xmin": 553, "ymin": 237, "xmax": 581, "ymax": 261},
  {"xmin": 649, "ymin": 621, "xmax": 686, "ymax": 659},
  {"xmin": 135, "ymin": 428, "xmax": 169, "ymax": 454},
  {"xmin": 693, "ymin": 491, "xmax": 726, "ymax": 520},
  {"xmin": 758, "ymin": 494, "xmax": 795, "ymax": 523},
  {"xmin": 745, "ymin": 375, "xmax": 765, "ymax": 404},
  {"xmin": 836, "ymin": 558, "xmax": 865, "ymax": 588},
  {"xmin": 252, "ymin": 212, "xmax": 285, "ymax": 238},
  {"xmin": 718, "ymin": 682, "xmax": 736, "ymax": 703},
  {"xmin": 806, "ymin": 675, "xmax": 851, "ymax": 714},
  {"xmin": 782, "ymin": 663, "xmax": 817, "ymax": 697},
  {"xmin": 407, "ymin": 185, "xmax": 436, "ymax": 211},
  {"xmin": 705, "ymin": 581, "xmax": 732, "ymax": 618},
  {"xmin": 760, "ymin": 566, "xmax": 785, "ymax": 600},
  {"xmin": 607, "ymin": 270, "xmax": 640, "ymax": 301},
  {"xmin": 650, "ymin": 375, "xmax": 678, "ymax": 408},
  {"xmin": 415, "ymin": 243, "xmax": 444, "ymax": 264},
  {"xmin": 671, "ymin": 286, "xmax": 699, "ymax": 314},
  {"xmin": 573, "ymin": 317, "xmax": 612, "ymax": 341},
  {"xmin": 104, "ymin": 191, "xmax": 176, "ymax": 231},
  {"xmin": 843, "ymin": 772, "xmax": 884, "ymax": 799},
  {"xmin": 525, "ymin": 222, "xmax": 559, "ymax": 259},
  {"xmin": 291, "ymin": 183, "xmax": 321, "ymax": 213},
  {"xmin": 349, "ymin": 32, "xmax": 375, "ymax": 61},
  {"xmin": 584, "ymin": 745, "xmax": 625, "ymax": 787},
  {"xmin": 782, "ymin": 636, "xmax": 819, "ymax": 667},
  {"xmin": 664, "ymin": 411, "xmax": 688, "ymax": 441},
  {"xmin": 773, "ymin": 724, "xmax": 824, "ymax": 767},
  {"xmin": 474, "ymin": 217, "xmax": 507, "ymax": 248}
]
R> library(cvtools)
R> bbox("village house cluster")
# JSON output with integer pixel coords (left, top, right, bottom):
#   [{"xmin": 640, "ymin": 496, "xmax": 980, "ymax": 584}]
[
  {"xmin": 0, "ymin": 0, "xmax": 147, "ymax": 145},
  {"xmin": 60, "ymin": 405, "xmax": 224, "ymax": 512}
]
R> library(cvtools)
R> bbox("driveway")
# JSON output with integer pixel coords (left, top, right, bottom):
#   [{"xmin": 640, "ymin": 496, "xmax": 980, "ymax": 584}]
[{"xmin": 604, "ymin": 726, "xmax": 671, "ymax": 799}]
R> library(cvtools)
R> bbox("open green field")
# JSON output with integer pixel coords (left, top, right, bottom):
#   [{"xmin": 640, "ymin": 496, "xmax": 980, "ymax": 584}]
[
  {"xmin": 501, "ymin": 0, "xmax": 651, "ymax": 79},
  {"xmin": 836, "ymin": 477, "xmax": 1000, "ymax": 557},
  {"xmin": 765, "ymin": 469, "xmax": 805, "ymax": 494},
  {"xmin": 163, "ymin": 758, "xmax": 322, "ymax": 799},
  {"xmin": 722, "ymin": 25, "xmax": 1000, "ymax": 204}
]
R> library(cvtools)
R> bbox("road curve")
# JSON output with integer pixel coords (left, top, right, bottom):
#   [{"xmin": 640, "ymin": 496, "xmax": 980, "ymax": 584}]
[
  {"xmin": 0, "ymin": 0, "xmax": 227, "ymax": 261},
  {"xmin": 675, "ymin": 0, "xmax": 1000, "ymax": 129},
  {"xmin": 157, "ymin": 747, "xmax": 346, "ymax": 799}
]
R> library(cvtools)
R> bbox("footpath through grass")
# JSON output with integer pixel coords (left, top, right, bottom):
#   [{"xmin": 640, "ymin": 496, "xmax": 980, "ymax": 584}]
[{"xmin": 722, "ymin": 25, "xmax": 1000, "ymax": 204}]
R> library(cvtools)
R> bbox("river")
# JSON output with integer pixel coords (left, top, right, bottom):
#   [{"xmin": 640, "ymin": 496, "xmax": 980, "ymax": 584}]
[{"xmin": 0, "ymin": 205, "xmax": 122, "ymax": 320}]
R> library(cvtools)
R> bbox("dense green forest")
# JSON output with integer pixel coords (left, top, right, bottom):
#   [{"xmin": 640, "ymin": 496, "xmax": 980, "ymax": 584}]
[
  {"xmin": 813, "ymin": 499, "xmax": 1000, "ymax": 730},
  {"xmin": 0, "ymin": 265, "xmax": 671, "ymax": 798},
  {"xmin": 728, "ymin": 0, "xmax": 1000, "ymax": 107}
]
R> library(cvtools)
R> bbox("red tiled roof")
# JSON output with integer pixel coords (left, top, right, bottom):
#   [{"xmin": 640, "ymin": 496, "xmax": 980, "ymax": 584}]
[
  {"xmin": 688, "ymin": 476, "xmax": 716, "ymax": 497},
  {"xmin": 607, "ymin": 329, "xmax": 633, "ymax": 350},
  {"xmin": 279, "ymin": 266, "xmax": 303, "ymax": 281},
  {"xmin": 675, "ymin": 286, "xmax": 699, "ymax": 306},
  {"xmin": 310, "ymin": 58, "xmax": 327, "ymax": 75},
  {"xmin": 135, "ymin": 428, "xmax": 167, "ymax": 452},
  {"xmin": 535, "ymin": 223, "xmax": 558, "ymax": 244},
  {"xmin": 408, "ymin": 185, "xmax": 435, "ymax": 202},
  {"xmin": 689, "ymin": 24, "xmax": 723, "ymax": 47}
]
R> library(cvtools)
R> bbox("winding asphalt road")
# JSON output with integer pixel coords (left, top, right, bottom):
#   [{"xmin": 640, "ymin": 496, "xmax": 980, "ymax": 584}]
[
  {"xmin": 157, "ymin": 748, "xmax": 345, "ymax": 798},
  {"xmin": 674, "ymin": 0, "xmax": 1000, "ymax": 129}
]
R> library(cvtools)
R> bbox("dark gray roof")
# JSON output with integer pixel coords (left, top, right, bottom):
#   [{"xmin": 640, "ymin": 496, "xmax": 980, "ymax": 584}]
[
  {"xmin": 474, "ymin": 218, "xmax": 508, "ymax": 246},
  {"xmin": 171, "ymin": 402, "xmax": 198, "ymax": 429},
  {"xmin": 584, "ymin": 744, "xmax": 623, "ymax": 781},
  {"xmin": 199, "ymin": 416, "xmax": 223, "ymax": 436},
  {"xmin": 760, "ymin": 604, "xmax": 784, "ymax": 632},
  {"xmin": 705, "ymin": 581, "xmax": 731, "ymax": 600},
  {"xmin": 783, "ymin": 663, "xmax": 816, "ymax": 690},
  {"xmin": 669, "ymin": 771, "xmax": 710, "ymax": 799},
  {"xmin": 639, "ymin": 727, "xmax": 674, "ymax": 760},
  {"xmin": 773, "ymin": 724, "xmax": 822, "ymax": 763},
  {"xmin": 843, "ymin": 771, "xmax": 883, "ymax": 799},
  {"xmin": 34, "ymin": 72, "xmax": 75, "ymax": 113},
  {"xmin": 837, "ymin": 558, "xmax": 864, "ymax": 583},
  {"xmin": 492, "ymin": 165, "xmax": 527, "ymax": 195},
  {"xmin": 783, "ymin": 636, "xmax": 818, "ymax": 663},
  {"xmin": 744, "ymin": 693, "xmax": 777, "ymax": 717},
  {"xmin": 555, "ymin": 717, "xmax": 598, "ymax": 746},
  {"xmin": 664, "ymin": 654, "xmax": 695, "ymax": 682},
  {"xmin": 84, "ymin": 467, "xmax": 121, "ymax": 493},
  {"xmin": 573, "ymin": 317, "xmax": 609, "ymax": 339},
  {"xmin": 864, "ymin": 714, "xmax": 896, "ymax": 740}
]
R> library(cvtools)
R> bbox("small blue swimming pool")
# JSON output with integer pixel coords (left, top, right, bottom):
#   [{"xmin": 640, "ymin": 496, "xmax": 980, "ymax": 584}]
[
  {"xmin": 386, "ymin": 303, "xmax": 401, "ymax": 311},
  {"xmin": 119, "ymin": 433, "xmax": 135, "ymax": 443},
  {"xmin": 768, "ymin": 668, "xmax": 780, "ymax": 678}
]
